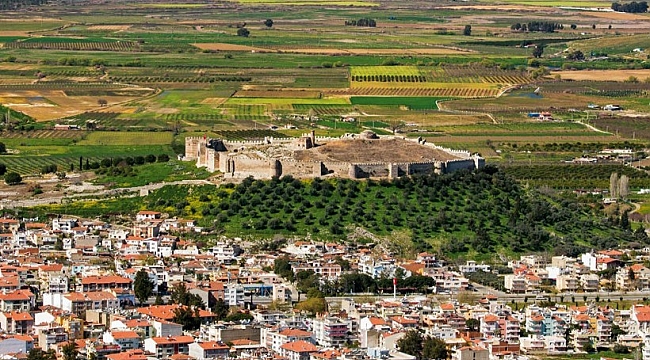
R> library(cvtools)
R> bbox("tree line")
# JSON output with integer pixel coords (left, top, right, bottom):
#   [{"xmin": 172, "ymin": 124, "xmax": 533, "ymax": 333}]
[
  {"xmin": 345, "ymin": 18, "xmax": 376, "ymax": 27},
  {"xmin": 611, "ymin": 1, "xmax": 648, "ymax": 12},
  {"xmin": 511, "ymin": 21, "xmax": 564, "ymax": 32}
]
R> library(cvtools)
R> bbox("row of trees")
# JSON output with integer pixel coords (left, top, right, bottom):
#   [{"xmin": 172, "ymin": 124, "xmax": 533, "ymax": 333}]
[
  {"xmin": 612, "ymin": 1, "xmax": 648, "ymax": 12},
  {"xmin": 609, "ymin": 172, "xmax": 630, "ymax": 199},
  {"xmin": 344, "ymin": 18, "xmax": 376, "ymax": 27},
  {"xmin": 511, "ymin": 21, "xmax": 563, "ymax": 32}
]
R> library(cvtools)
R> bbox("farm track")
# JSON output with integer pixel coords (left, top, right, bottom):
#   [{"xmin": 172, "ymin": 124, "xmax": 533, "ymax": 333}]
[{"xmin": 436, "ymin": 99, "xmax": 498, "ymax": 124}]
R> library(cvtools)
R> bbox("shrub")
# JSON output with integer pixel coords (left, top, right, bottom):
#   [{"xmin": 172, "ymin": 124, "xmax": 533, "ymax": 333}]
[
  {"xmin": 157, "ymin": 154, "xmax": 170, "ymax": 163},
  {"xmin": 145, "ymin": 154, "xmax": 156, "ymax": 163},
  {"xmin": 41, "ymin": 164, "xmax": 58, "ymax": 174},
  {"xmin": 0, "ymin": 163, "xmax": 5, "ymax": 176},
  {"xmin": 5, "ymin": 172, "xmax": 22, "ymax": 185}
]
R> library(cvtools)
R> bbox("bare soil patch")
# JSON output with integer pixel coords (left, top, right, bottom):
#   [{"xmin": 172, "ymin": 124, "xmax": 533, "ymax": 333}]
[
  {"xmin": 294, "ymin": 138, "xmax": 460, "ymax": 163},
  {"xmin": 552, "ymin": 69, "xmax": 650, "ymax": 81},
  {"xmin": 87, "ymin": 25, "xmax": 132, "ymax": 31},
  {"xmin": 579, "ymin": 11, "xmax": 648, "ymax": 20},
  {"xmin": 192, "ymin": 43, "xmax": 268, "ymax": 51}
]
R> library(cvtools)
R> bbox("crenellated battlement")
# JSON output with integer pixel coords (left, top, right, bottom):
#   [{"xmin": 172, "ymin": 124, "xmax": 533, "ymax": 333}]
[{"xmin": 186, "ymin": 131, "xmax": 483, "ymax": 181}]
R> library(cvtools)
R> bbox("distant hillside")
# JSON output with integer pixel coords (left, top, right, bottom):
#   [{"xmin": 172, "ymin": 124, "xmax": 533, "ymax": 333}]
[{"xmin": 29, "ymin": 167, "xmax": 646, "ymax": 259}]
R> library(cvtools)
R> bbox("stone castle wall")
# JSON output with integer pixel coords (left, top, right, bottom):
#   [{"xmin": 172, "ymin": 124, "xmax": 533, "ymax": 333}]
[{"xmin": 185, "ymin": 135, "xmax": 484, "ymax": 180}]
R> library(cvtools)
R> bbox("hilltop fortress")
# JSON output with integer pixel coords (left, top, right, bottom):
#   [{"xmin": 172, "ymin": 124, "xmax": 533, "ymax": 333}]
[{"xmin": 184, "ymin": 130, "xmax": 484, "ymax": 180}]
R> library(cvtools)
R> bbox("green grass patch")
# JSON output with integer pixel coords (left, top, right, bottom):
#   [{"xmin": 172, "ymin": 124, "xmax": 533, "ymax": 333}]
[
  {"xmin": 93, "ymin": 160, "xmax": 212, "ymax": 188},
  {"xmin": 350, "ymin": 97, "xmax": 449, "ymax": 110}
]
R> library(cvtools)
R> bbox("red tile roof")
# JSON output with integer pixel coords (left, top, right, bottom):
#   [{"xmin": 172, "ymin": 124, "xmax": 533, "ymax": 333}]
[
  {"xmin": 280, "ymin": 340, "xmax": 318, "ymax": 353},
  {"xmin": 197, "ymin": 341, "xmax": 229, "ymax": 350},
  {"xmin": 111, "ymin": 331, "xmax": 140, "ymax": 340},
  {"xmin": 150, "ymin": 336, "xmax": 193, "ymax": 345},
  {"xmin": 81, "ymin": 275, "xmax": 132, "ymax": 285}
]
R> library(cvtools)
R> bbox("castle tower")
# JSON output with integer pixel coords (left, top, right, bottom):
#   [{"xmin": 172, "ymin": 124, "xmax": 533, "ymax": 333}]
[{"xmin": 270, "ymin": 160, "xmax": 282, "ymax": 178}]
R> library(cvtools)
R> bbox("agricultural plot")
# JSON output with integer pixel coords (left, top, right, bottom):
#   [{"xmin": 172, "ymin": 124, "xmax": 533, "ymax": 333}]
[
  {"xmin": 215, "ymin": 129, "xmax": 290, "ymax": 140},
  {"xmin": 332, "ymin": 88, "xmax": 500, "ymax": 97},
  {"xmin": 350, "ymin": 97, "xmax": 447, "ymax": 110},
  {"xmin": 0, "ymin": 130, "xmax": 87, "ymax": 139},
  {"xmin": 501, "ymin": 164, "xmax": 650, "ymax": 189},
  {"xmin": 77, "ymin": 132, "xmax": 173, "ymax": 146},
  {"xmin": 1, "ymin": 156, "xmax": 102, "ymax": 176},
  {"xmin": 233, "ymin": 90, "xmax": 321, "ymax": 99},
  {"xmin": 291, "ymin": 104, "xmax": 355, "ymax": 115},
  {"xmin": 4, "ymin": 40, "xmax": 139, "ymax": 51},
  {"xmin": 551, "ymin": 69, "xmax": 650, "ymax": 82}
]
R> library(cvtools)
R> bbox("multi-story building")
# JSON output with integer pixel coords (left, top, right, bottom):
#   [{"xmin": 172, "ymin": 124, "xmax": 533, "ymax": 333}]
[
  {"xmin": 504, "ymin": 275, "xmax": 526, "ymax": 294},
  {"xmin": 0, "ymin": 311, "xmax": 34, "ymax": 334},
  {"xmin": 279, "ymin": 340, "xmax": 318, "ymax": 360},
  {"xmin": 556, "ymin": 275, "xmax": 577, "ymax": 292},
  {"xmin": 37, "ymin": 326, "xmax": 68, "ymax": 350},
  {"xmin": 312, "ymin": 316, "xmax": 348, "ymax": 347},
  {"xmin": 80, "ymin": 275, "xmax": 133, "ymax": 292},
  {"xmin": 62, "ymin": 291, "xmax": 120, "ymax": 315},
  {"xmin": 143, "ymin": 336, "xmax": 193, "ymax": 358},
  {"xmin": 0, "ymin": 289, "xmax": 33, "ymax": 312},
  {"xmin": 580, "ymin": 274, "xmax": 599, "ymax": 292},
  {"xmin": 262, "ymin": 328, "xmax": 313, "ymax": 353},
  {"xmin": 188, "ymin": 341, "xmax": 230, "ymax": 359},
  {"xmin": 103, "ymin": 330, "xmax": 142, "ymax": 350},
  {"xmin": 224, "ymin": 284, "xmax": 244, "ymax": 307}
]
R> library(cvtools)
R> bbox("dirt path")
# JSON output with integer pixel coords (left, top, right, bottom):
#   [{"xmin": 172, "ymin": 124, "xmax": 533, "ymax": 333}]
[{"xmin": 435, "ymin": 99, "xmax": 498, "ymax": 124}]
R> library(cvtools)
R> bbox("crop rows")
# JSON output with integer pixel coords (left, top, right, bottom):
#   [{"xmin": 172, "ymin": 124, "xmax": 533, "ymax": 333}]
[
  {"xmin": 163, "ymin": 113, "xmax": 230, "ymax": 122},
  {"xmin": 292, "ymin": 104, "xmax": 354, "ymax": 115},
  {"xmin": 216, "ymin": 130, "xmax": 290, "ymax": 141},
  {"xmin": 584, "ymin": 90, "xmax": 647, "ymax": 97},
  {"xmin": 481, "ymin": 75, "xmax": 530, "ymax": 84},
  {"xmin": 1, "ymin": 130, "xmax": 87, "ymax": 139},
  {"xmin": 109, "ymin": 76, "xmax": 251, "ymax": 83},
  {"xmin": 327, "ymin": 88, "xmax": 498, "ymax": 97},
  {"xmin": 351, "ymin": 75, "xmax": 427, "ymax": 82},
  {"xmin": 47, "ymin": 70, "xmax": 103, "ymax": 77},
  {"xmin": 0, "ymin": 83, "xmax": 117, "ymax": 90},
  {"xmin": 2, "ymin": 156, "xmax": 103, "ymax": 176},
  {"xmin": 539, "ymin": 81, "xmax": 650, "ymax": 94},
  {"xmin": 4, "ymin": 41, "xmax": 138, "ymax": 51},
  {"xmin": 502, "ymin": 164, "xmax": 650, "ymax": 189},
  {"xmin": 350, "ymin": 66, "xmax": 422, "ymax": 78},
  {"xmin": 442, "ymin": 65, "xmax": 528, "ymax": 78}
]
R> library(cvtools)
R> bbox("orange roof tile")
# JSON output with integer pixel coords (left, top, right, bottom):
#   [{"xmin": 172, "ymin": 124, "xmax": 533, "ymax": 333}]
[
  {"xmin": 111, "ymin": 331, "xmax": 140, "ymax": 339},
  {"xmin": 280, "ymin": 340, "xmax": 318, "ymax": 353},
  {"xmin": 150, "ymin": 336, "xmax": 193, "ymax": 345},
  {"xmin": 197, "ymin": 341, "xmax": 229, "ymax": 350},
  {"xmin": 81, "ymin": 275, "xmax": 132, "ymax": 285},
  {"xmin": 279, "ymin": 329, "xmax": 312, "ymax": 337}
]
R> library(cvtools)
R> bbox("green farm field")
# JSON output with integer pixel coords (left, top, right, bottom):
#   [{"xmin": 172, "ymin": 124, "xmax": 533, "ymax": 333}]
[{"xmin": 0, "ymin": 0, "xmax": 648, "ymax": 181}]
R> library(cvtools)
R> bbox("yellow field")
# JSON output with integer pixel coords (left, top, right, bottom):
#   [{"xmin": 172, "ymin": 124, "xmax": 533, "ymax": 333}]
[
  {"xmin": 351, "ymin": 81, "xmax": 500, "ymax": 89},
  {"xmin": 0, "ymin": 90, "xmax": 147, "ymax": 121},
  {"xmin": 551, "ymin": 69, "xmax": 650, "ymax": 81}
]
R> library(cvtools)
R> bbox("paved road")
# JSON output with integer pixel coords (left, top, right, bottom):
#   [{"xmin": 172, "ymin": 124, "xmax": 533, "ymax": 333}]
[{"xmin": 0, "ymin": 179, "xmax": 212, "ymax": 209}]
